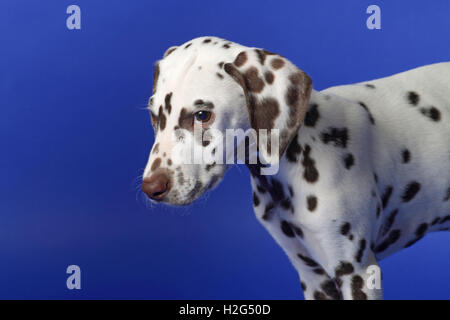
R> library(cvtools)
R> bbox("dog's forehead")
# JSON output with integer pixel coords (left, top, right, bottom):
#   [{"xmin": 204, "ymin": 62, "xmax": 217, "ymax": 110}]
[{"xmin": 153, "ymin": 37, "xmax": 247, "ymax": 109}]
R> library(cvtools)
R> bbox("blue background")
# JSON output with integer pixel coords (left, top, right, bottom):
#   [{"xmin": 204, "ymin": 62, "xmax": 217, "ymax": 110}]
[{"xmin": 1, "ymin": 0, "xmax": 449, "ymax": 299}]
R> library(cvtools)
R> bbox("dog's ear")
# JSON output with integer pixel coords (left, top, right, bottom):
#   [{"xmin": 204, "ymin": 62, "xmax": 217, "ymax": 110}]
[{"xmin": 224, "ymin": 49, "xmax": 312, "ymax": 162}]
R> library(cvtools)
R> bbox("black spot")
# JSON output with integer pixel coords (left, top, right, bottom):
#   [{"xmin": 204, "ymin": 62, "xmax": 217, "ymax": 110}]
[
  {"xmin": 402, "ymin": 149, "xmax": 411, "ymax": 163},
  {"xmin": 216, "ymin": 72, "xmax": 224, "ymax": 79},
  {"xmin": 381, "ymin": 209, "xmax": 399, "ymax": 236},
  {"xmin": 320, "ymin": 127, "xmax": 349, "ymax": 148},
  {"xmin": 431, "ymin": 217, "xmax": 441, "ymax": 226},
  {"xmin": 280, "ymin": 220, "xmax": 295, "ymax": 238},
  {"xmin": 257, "ymin": 185, "xmax": 266, "ymax": 194},
  {"xmin": 416, "ymin": 223, "xmax": 428, "ymax": 237},
  {"xmin": 302, "ymin": 145, "xmax": 319, "ymax": 183},
  {"xmin": 184, "ymin": 43, "xmax": 192, "ymax": 49},
  {"xmin": 286, "ymin": 134, "xmax": 302, "ymax": 163},
  {"xmin": 304, "ymin": 104, "xmax": 320, "ymax": 127},
  {"xmin": 280, "ymin": 198, "xmax": 292, "ymax": 211},
  {"xmin": 313, "ymin": 268, "xmax": 326, "ymax": 275},
  {"xmin": 253, "ymin": 192, "xmax": 260, "ymax": 207},
  {"xmin": 374, "ymin": 229, "xmax": 401, "ymax": 253},
  {"xmin": 351, "ymin": 275, "xmax": 368, "ymax": 300},
  {"xmin": 301, "ymin": 282, "xmax": 307, "ymax": 291},
  {"xmin": 262, "ymin": 203, "xmax": 275, "ymax": 221},
  {"xmin": 402, "ymin": 181, "xmax": 421, "ymax": 202},
  {"xmin": 205, "ymin": 162, "xmax": 216, "ymax": 171},
  {"xmin": 355, "ymin": 239, "xmax": 366, "ymax": 263},
  {"xmin": 335, "ymin": 261, "xmax": 354, "ymax": 278},
  {"xmin": 297, "ymin": 253, "xmax": 319, "ymax": 268},
  {"xmin": 407, "ymin": 91, "xmax": 420, "ymax": 106},
  {"xmin": 203, "ymin": 38, "xmax": 211, "ymax": 43},
  {"xmin": 420, "ymin": 106, "xmax": 441, "ymax": 122},
  {"xmin": 381, "ymin": 186, "xmax": 393, "ymax": 209},
  {"xmin": 340, "ymin": 222, "xmax": 351, "ymax": 236},
  {"xmin": 321, "ymin": 280, "xmax": 342, "ymax": 300},
  {"xmin": 268, "ymin": 178, "xmax": 285, "ymax": 203},
  {"xmin": 358, "ymin": 102, "xmax": 375, "ymax": 125},
  {"xmin": 292, "ymin": 225, "xmax": 304, "ymax": 238},
  {"xmin": 313, "ymin": 291, "xmax": 327, "ymax": 300},
  {"xmin": 365, "ymin": 84, "xmax": 376, "ymax": 89},
  {"xmin": 306, "ymin": 195, "xmax": 318, "ymax": 212},
  {"xmin": 343, "ymin": 153, "xmax": 355, "ymax": 169},
  {"xmin": 376, "ymin": 204, "xmax": 381, "ymax": 218}
]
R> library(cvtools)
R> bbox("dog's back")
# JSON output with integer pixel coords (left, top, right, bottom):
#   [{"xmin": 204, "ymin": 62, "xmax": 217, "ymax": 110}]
[{"xmin": 321, "ymin": 62, "xmax": 450, "ymax": 258}]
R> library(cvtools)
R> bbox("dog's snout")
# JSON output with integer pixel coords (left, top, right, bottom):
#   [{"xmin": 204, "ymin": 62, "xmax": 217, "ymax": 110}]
[{"xmin": 142, "ymin": 172, "xmax": 171, "ymax": 200}]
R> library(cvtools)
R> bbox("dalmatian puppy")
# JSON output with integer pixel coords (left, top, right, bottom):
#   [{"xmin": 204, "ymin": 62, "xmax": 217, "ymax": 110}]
[{"xmin": 142, "ymin": 36, "xmax": 450, "ymax": 300}]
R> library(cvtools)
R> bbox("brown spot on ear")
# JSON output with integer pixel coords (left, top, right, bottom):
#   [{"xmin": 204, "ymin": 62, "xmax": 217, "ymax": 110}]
[
  {"xmin": 222, "ymin": 43, "xmax": 230, "ymax": 49},
  {"xmin": 285, "ymin": 71, "xmax": 313, "ymax": 129},
  {"xmin": 216, "ymin": 72, "xmax": 224, "ymax": 79},
  {"xmin": 264, "ymin": 71, "xmax": 274, "ymax": 84},
  {"xmin": 218, "ymin": 62, "xmax": 224, "ymax": 68},
  {"xmin": 164, "ymin": 92, "xmax": 173, "ymax": 114},
  {"xmin": 250, "ymin": 96, "xmax": 280, "ymax": 131},
  {"xmin": 158, "ymin": 106, "xmax": 166, "ymax": 131},
  {"xmin": 152, "ymin": 62, "xmax": 160, "ymax": 94},
  {"xmin": 151, "ymin": 158, "xmax": 161, "ymax": 171},
  {"xmin": 234, "ymin": 51, "xmax": 248, "ymax": 67},
  {"xmin": 244, "ymin": 67, "xmax": 265, "ymax": 93},
  {"xmin": 271, "ymin": 58, "xmax": 285, "ymax": 69}
]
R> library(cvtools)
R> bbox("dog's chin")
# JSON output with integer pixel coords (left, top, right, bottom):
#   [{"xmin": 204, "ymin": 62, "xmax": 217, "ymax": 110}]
[
  {"xmin": 157, "ymin": 191, "xmax": 204, "ymax": 206},
  {"xmin": 155, "ymin": 176, "xmax": 224, "ymax": 206}
]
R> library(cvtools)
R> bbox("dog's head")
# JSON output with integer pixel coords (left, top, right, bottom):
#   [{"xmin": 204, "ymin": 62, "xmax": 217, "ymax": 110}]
[{"xmin": 142, "ymin": 37, "xmax": 312, "ymax": 205}]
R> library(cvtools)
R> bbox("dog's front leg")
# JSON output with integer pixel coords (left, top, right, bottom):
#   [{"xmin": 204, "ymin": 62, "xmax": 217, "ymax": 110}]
[
  {"xmin": 256, "ymin": 213, "xmax": 342, "ymax": 300},
  {"xmin": 318, "ymin": 239, "xmax": 384, "ymax": 300}
]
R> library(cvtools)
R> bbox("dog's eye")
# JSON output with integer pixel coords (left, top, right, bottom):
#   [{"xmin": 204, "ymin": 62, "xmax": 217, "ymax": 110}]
[{"xmin": 194, "ymin": 110, "xmax": 212, "ymax": 123}]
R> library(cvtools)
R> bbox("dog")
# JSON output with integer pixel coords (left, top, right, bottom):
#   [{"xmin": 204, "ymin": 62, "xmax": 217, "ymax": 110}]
[{"xmin": 142, "ymin": 36, "xmax": 450, "ymax": 299}]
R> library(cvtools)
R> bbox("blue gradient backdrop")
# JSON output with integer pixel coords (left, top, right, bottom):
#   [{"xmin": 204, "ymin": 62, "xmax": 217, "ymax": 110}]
[{"xmin": 1, "ymin": 0, "xmax": 449, "ymax": 299}]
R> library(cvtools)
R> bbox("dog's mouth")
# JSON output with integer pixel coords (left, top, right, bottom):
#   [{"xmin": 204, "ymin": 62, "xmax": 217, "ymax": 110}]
[{"xmin": 149, "ymin": 174, "xmax": 224, "ymax": 207}]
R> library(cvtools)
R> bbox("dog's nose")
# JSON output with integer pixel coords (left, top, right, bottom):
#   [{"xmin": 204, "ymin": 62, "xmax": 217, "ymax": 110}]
[{"xmin": 142, "ymin": 172, "xmax": 171, "ymax": 200}]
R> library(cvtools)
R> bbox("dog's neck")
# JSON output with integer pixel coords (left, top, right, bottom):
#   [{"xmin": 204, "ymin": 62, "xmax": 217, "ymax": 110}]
[{"xmin": 246, "ymin": 88, "xmax": 326, "ymax": 200}]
